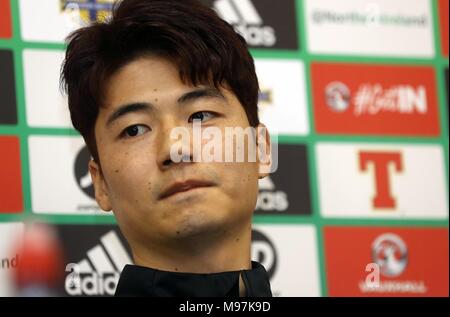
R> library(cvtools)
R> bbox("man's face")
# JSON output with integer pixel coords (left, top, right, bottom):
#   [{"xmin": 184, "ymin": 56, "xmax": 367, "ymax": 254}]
[{"xmin": 90, "ymin": 55, "xmax": 267, "ymax": 250}]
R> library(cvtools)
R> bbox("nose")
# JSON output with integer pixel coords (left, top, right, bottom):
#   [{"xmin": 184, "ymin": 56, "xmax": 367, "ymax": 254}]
[{"xmin": 156, "ymin": 118, "xmax": 194, "ymax": 170}]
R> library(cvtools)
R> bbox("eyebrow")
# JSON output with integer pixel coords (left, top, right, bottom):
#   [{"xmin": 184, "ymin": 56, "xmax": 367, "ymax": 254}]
[
  {"xmin": 106, "ymin": 103, "xmax": 150, "ymax": 127},
  {"xmin": 177, "ymin": 86, "xmax": 227, "ymax": 104},
  {"xmin": 106, "ymin": 87, "xmax": 227, "ymax": 127}
]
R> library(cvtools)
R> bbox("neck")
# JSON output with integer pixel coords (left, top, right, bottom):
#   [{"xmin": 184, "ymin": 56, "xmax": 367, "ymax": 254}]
[
  {"xmin": 131, "ymin": 220, "xmax": 253, "ymax": 296},
  {"xmin": 133, "ymin": 227, "xmax": 252, "ymax": 273}
]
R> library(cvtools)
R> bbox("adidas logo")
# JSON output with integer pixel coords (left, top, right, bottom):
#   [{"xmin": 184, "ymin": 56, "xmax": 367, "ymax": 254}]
[
  {"xmin": 256, "ymin": 176, "xmax": 289, "ymax": 212},
  {"xmin": 213, "ymin": 0, "xmax": 276, "ymax": 47},
  {"xmin": 65, "ymin": 231, "xmax": 132, "ymax": 296}
]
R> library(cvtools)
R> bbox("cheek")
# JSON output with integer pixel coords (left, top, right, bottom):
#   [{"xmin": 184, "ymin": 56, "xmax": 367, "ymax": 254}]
[
  {"xmin": 221, "ymin": 162, "xmax": 259, "ymax": 198},
  {"xmin": 225, "ymin": 162, "xmax": 259, "ymax": 214},
  {"xmin": 103, "ymin": 150, "xmax": 158, "ymax": 202}
]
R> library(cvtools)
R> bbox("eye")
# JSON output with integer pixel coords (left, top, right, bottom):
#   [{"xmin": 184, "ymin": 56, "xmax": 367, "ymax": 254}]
[
  {"xmin": 121, "ymin": 124, "xmax": 150, "ymax": 138},
  {"xmin": 189, "ymin": 111, "xmax": 217, "ymax": 123}
]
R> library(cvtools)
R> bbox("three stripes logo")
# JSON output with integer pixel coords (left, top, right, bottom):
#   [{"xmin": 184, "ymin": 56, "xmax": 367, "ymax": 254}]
[
  {"xmin": 65, "ymin": 231, "xmax": 132, "ymax": 296},
  {"xmin": 212, "ymin": 0, "xmax": 276, "ymax": 47}
]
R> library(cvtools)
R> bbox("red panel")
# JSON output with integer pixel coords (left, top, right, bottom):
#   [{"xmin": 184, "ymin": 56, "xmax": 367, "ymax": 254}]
[
  {"xmin": 0, "ymin": 136, "xmax": 23, "ymax": 213},
  {"xmin": 324, "ymin": 227, "xmax": 449, "ymax": 297},
  {"xmin": 0, "ymin": 0, "xmax": 12, "ymax": 39},
  {"xmin": 311, "ymin": 63, "xmax": 440, "ymax": 136}
]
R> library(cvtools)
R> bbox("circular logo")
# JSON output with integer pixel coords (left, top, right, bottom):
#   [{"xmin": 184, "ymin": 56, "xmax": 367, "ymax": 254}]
[
  {"xmin": 251, "ymin": 229, "xmax": 278, "ymax": 279},
  {"xmin": 372, "ymin": 233, "xmax": 408, "ymax": 277},
  {"xmin": 325, "ymin": 81, "xmax": 351, "ymax": 112},
  {"xmin": 74, "ymin": 146, "xmax": 95, "ymax": 199}
]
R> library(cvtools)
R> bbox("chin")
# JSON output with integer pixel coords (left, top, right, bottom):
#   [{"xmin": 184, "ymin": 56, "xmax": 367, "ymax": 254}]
[{"xmin": 168, "ymin": 207, "xmax": 229, "ymax": 241}]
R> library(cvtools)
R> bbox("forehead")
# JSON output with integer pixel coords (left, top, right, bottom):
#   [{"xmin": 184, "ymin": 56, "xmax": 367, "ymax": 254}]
[
  {"xmin": 104, "ymin": 56, "xmax": 182, "ymax": 104},
  {"xmin": 102, "ymin": 55, "xmax": 237, "ymax": 109}
]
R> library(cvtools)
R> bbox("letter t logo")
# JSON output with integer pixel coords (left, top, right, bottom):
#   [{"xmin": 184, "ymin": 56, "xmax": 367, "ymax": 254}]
[{"xmin": 359, "ymin": 151, "xmax": 403, "ymax": 209}]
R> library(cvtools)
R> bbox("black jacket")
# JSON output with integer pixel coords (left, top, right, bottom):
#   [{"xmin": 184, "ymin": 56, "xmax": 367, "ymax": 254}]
[{"xmin": 115, "ymin": 261, "xmax": 272, "ymax": 297}]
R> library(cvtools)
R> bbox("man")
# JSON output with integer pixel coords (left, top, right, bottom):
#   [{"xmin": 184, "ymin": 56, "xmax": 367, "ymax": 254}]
[{"xmin": 61, "ymin": 0, "xmax": 273, "ymax": 297}]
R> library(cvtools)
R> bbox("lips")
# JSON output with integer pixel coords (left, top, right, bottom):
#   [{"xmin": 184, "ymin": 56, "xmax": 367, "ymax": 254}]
[{"xmin": 159, "ymin": 180, "xmax": 215, "ymax": 200}]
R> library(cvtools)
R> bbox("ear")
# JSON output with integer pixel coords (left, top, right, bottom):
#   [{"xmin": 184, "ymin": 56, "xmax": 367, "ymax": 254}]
[
  {"xmin": 88, "ymin": 160, "xmax": 112, "ymax": 212},
  {"xmin": 256, "ymin": 123, "xmax": 272, "ymax": 180}
]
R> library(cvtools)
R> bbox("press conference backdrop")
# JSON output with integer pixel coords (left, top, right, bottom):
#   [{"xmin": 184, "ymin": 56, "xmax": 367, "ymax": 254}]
[{"xmin": 0, "ymin": 0, "xmax": 449, "ymax": 297}]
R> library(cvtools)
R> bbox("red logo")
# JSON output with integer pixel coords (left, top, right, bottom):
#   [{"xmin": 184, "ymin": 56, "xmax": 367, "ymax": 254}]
[
  {"xmin": 359, "ymin": 151, "xmax": 403, "ymax": 209},
  {"xmin": 311, "ymin": 63, "xmax": 440, "ymax": 136},
  {"xmin": 0, "ymin": 136, "xmax": 23, "ymax": 213},
  {"xmin": 0, "ymin": 0, "xmax": 12, "ymax": 39},
  {"xmin": 439, "ymin": 0, "xmax": 449, "ymax": 56},
  {"xmin": 324, "ymin": 227, "xmax": 449, "ymax": 297}
]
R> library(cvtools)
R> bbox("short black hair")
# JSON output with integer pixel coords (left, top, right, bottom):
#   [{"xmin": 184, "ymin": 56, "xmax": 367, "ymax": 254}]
[{"xmin": 60, "ymin": 0, "xmax": 260, "ymax": 163}]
